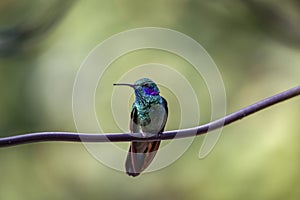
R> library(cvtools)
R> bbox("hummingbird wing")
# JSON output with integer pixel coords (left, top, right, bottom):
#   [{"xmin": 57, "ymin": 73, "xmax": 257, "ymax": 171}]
[{"xmin": 126, "ymin": 98, "xmax": 168, "ymax": 177}]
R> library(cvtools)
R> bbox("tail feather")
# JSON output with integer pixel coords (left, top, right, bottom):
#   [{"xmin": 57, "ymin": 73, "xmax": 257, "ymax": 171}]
[{"xmin": 125, "ymin": 141, "xmax": 160, "ymax": 177}]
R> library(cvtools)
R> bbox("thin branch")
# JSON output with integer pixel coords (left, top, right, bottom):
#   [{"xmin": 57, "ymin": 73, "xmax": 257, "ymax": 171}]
[{"xmin": 1, "ymin": 86, "xmax": 300, "ymax": 148}]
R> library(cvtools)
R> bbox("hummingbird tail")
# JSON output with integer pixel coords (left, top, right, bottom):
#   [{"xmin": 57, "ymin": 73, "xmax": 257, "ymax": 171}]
[{"xmin": 125, "ymin": 141, "xmax": 160, "ymax": 177}]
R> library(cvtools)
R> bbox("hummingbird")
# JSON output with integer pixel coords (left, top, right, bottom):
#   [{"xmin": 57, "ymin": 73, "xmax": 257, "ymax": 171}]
[{"xmin": 113, "ymin": 78, "xmax": 168, "ymax": 177}]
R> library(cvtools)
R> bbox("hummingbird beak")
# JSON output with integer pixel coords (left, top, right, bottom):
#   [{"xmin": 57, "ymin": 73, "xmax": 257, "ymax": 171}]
[
  {"xmin": 114, "ymin": 82, "xmax": 146, "ymax": 103},
  {"xmin": 113, "ymin": 83, "xmax": 135, "ymax": 88}
]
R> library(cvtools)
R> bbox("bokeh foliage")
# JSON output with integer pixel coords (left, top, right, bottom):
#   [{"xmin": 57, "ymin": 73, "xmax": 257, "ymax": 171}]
[{"xmin": 0, "ymin": 0, "xmax": 300, "ymax": 199}]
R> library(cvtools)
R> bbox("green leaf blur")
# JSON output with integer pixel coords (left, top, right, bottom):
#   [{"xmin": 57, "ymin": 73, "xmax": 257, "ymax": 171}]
[{"xmin": 0, "ymin": 0, "xmax": 300, "ymax": 199}]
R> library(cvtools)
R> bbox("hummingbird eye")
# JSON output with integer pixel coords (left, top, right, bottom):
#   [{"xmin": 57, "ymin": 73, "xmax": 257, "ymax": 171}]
[{"xmin": 141, "ymin": 83, "xmax": 149, "ymax": 88}]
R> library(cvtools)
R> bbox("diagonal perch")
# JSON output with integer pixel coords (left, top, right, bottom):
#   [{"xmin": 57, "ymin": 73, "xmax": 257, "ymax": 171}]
[{"xmin": 0, "ymin": 86, "xmax": 300, "ymax": 148}]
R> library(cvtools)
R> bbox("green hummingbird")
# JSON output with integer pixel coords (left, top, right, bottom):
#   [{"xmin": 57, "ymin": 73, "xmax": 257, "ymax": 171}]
[{"xmin": 114, "ymin": 78, "xmax": 168, "ymax": 177}]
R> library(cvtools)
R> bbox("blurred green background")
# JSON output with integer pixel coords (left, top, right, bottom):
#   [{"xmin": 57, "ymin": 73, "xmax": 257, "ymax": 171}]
[{"xmin": 1, "ymin": 0, "xmax": 300, "ymax": 199}]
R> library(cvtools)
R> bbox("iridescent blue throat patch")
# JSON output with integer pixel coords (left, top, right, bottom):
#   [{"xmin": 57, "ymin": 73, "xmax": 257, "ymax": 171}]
[{"xmin": 144, "ymin": 88, "xmax": 159, "ymax": 96}]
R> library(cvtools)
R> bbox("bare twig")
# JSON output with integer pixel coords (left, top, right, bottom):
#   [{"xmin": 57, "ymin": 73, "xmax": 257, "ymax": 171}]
[{"xmin": 0, "ymin": 86, "xmax": 300, "ymax": 148}]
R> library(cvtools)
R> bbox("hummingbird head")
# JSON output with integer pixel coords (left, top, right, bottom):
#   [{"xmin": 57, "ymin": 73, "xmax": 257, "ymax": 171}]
[
  {"xmin": 114, "ymin": 78, "xmax": 161, "ymax": 101},
  {"xmin": 133, "ymin": 78, "xmax": 160, "ymax": 97}
]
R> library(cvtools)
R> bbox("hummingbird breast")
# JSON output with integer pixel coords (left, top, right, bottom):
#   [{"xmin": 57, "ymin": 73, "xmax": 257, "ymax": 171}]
[
  {"xmin": 134, "ymin": 103, "xmax": 167, "ymax": 135},
  {"xmin": 142, "ymin": 103, "xmax": 167, "ymax": 134}
]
